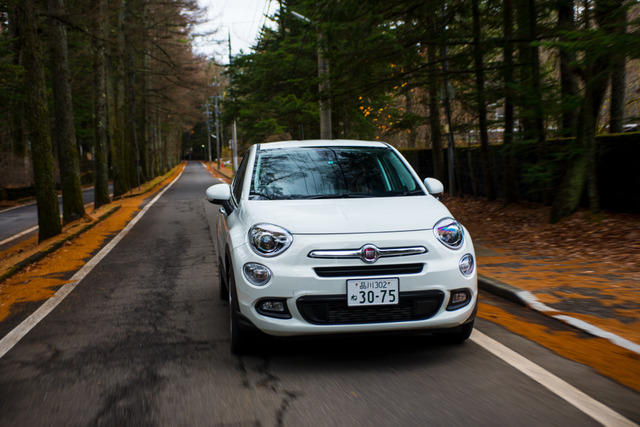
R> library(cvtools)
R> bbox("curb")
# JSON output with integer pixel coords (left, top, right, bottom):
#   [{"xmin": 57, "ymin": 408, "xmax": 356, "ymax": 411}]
[
  {"xmin": 206, "ymin": 164, "xmax": 233, "ymax": 180},
  {"xmin": 478, "ymin": 273, "xmax": 640, "ymax": 355},
  {"xmin": 0, "ymin": 205, "xmax": 120, "ymax": 284},
  {"xmin": 478, "ymin": 274, "xmax": 528, "ymax": 307},
  {"xmin": 115, "ymin": 170, "xmax": 180, "ymax": 200}
]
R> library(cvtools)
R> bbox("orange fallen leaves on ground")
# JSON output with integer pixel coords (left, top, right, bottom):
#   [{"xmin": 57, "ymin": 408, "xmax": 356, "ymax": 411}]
[{"xmin": 479, "ymin": 302, "xmax": 640, "ymax": 392}]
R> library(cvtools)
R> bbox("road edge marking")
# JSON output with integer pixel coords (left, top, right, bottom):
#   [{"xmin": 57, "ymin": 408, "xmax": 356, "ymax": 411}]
[
  {"xmin": 0, "ymin": 226, "xmax": 39, "ymax": 247},
  {"xmin": 0, "ymin": 170, "xmax": 184, "ymax": 360},
  {"xmin": 471, "ymin": 330, "xmax": 636, "ymax": 426}
]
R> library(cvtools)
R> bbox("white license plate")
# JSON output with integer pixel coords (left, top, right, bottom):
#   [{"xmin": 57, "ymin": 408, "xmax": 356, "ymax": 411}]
[{"xmin": 347, "ymin": 278, "xmax": 399, "ymax": 306}]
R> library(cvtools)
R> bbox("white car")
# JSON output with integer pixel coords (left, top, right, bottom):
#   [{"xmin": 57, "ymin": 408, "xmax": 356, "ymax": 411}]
[{"xmin": 206, "ymin": 140, "xmax": 477, "ymax": 354}]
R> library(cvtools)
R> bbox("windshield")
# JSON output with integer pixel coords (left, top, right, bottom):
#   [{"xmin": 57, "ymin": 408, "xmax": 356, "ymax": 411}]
[{"xmin": 249, "ymin": 146, "xmax": 424, "ymax": 200}]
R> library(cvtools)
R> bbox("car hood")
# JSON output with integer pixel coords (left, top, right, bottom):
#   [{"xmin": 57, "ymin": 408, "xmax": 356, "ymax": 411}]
[{"xmin": 239, "ymin": 196, "xmax": 453, "ymax": 234}]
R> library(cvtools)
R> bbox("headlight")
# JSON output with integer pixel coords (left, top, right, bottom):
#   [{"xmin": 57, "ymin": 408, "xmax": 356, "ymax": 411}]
[
  {"xmin": 433, "ymin": 218, "xmax": 463, "ymax": 249},
  {"xmin": 248, "ymin": 223, "xmax": 293, "ymax": 257}
]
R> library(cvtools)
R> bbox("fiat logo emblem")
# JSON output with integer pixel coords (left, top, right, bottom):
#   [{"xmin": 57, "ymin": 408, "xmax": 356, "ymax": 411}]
[{"xmin": 360, "ymin": 245, "xmax": 380, "ymax": 264}]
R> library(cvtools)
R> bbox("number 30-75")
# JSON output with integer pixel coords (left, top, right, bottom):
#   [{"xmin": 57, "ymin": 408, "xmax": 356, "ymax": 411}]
[{"xmin": 358, "ymin": 289, "xmax": 397, "ymax": 304}]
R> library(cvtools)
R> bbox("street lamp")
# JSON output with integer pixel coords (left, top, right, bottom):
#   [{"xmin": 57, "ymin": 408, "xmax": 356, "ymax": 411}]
[{"xmin": 291, "ymin": 11, "xmax": 332, "ymax": 140}]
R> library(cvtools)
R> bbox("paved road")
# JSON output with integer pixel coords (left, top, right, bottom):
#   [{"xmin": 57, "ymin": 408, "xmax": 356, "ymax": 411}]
[
  {"xmin": 0, "ymin": 162, "xmax": 637, "ymax": 425},
  {"xmin": 0, "ymin": 185, "xmax": 113, "ymax": 245}
]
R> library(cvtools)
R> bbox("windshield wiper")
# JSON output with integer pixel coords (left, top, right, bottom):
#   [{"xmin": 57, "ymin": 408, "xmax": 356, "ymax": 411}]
[
  {"xmin": 306, "ymin": 193, "xmax": 369, "ymax": 199},
  {"xmin": 249, "ymin": 192, "xmax": 275, "ymax": 200},
  {"xmin": 401, "ymin": 189, "xmax": 426, "ymax": 196}
]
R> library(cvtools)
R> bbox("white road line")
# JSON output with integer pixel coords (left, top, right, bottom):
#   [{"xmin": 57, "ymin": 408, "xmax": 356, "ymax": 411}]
[
  {"xmin": 0, "ymin": 193, "xmax": 113, "ymax": 248},
  {"xmin": 0, "ymin": 225, "xmax": 39, "ymax": 247},
  {"xmin": 471, "ymin": 330, "xmax": 636, "ymax": 427},
  {"xmin": 1, "ymin": 213, "xmax": 67, "ymax": 247},
  {"xmin": 0, "ymin": 171, "xmax": 183, "ymax": 360},
  {"xmin": 0, "ymin": 202, "xmax": 36, "ymax": 213}
]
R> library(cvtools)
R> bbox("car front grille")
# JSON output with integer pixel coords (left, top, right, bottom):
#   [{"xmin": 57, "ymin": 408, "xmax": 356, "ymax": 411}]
[
  {"xmin": 314, "ymin": 263, "xmax": 424, "ymax": 278},
  {"xmin": 296, "ymin": 291, "xmax": 444, "ymax": 325}
]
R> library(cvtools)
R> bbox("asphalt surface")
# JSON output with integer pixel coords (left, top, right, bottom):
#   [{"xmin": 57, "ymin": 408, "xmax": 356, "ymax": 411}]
[
  {"xmin": 0, "ymin": 185, "xmax": 113, "ymax": 245},
  {"xmin": 0, "ymin": 162, "xmax": 637, "ymax": 425}
]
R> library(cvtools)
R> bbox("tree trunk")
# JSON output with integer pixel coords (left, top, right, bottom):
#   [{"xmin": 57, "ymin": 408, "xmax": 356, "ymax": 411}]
[
  {"xmin": 549, "ymin": 77, "xmax": 607, "ymax": 222},
  {"xmin": 472, "ymin": 0, "xmax": 494, "ymax": 200},
  {"xmin": 427, "ymin": 44, "xmax": 445, "ymax": 182},
  {"xmin": 17, "ymin": 0, "xmax": 62, "ymax": 241},
  {"xmin": 503, "ymin": 0, "xmax": 517, "ymax": 204},
  {"xmin": 550, "ymin": 0, "xmax": 617, "ymax": 222},
  {"xmin": 107, "ymin": 0, "xmax": 130, "ymax": 197},
  {"xmin": 142, "ymin": 48, "xmax": 152, "ymax": 181},
  {"xmin": 126, "ymin": 0, "xmax": 141, "ymax": 188},
  {"xmin": 92, "ymin": 0, "xmax": 110, "ymax": 208},
  {"xmin": 515, "ymin": 0, "xmax": 545, "ymax": 145},
  {"xmin": 6, "ymin": 7, "xmax": 29, "ymax": 183},
  {"xmin": 127, "ymin": 49, "xmax": 140, "ymax": 188},
  {"xmin": 609, "ymin": 5, "xmax": 626, "ymax": 133},
  {"xmin": 405, "ymin": 89, "xmax": 416, "ymax": 148},
  {"xmin": 558, "ymin": 0, "xmax": 580, "ymax": 137},
  {"xmin": 48, "ymin": 0, "xmax": 85, "ymax": 224}
]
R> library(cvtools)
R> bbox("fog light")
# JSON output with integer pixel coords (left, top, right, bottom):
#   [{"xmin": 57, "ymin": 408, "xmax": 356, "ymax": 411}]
[
  {"xmin": 459, "ymin": 253, "xmax": 475, "ymax": 276},
  {"xmin": 261, "ymin": 301, "xmax": 285, "ymax": 312},
  {"xmin": 243, "ymin": 263, "xmax": 272, "ymax": 286},
  {"xmin": 256, "ymin": 298, "xmax": 291, "ymax": 319},
  {"xmin": 447, "ymin": 289, "xmax": 472, "ymax": 311}
]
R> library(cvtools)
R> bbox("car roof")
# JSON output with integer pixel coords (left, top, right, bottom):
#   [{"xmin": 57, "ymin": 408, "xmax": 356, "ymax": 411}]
[{"xmin": 256, "ymin": 139, "xmax": 390, "ymax": 150}]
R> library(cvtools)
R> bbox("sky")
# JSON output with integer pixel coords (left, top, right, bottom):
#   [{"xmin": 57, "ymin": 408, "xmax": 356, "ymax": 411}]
[{"xmin": 195, "ymin": 0, "xmax": 279, "ymax": 63}]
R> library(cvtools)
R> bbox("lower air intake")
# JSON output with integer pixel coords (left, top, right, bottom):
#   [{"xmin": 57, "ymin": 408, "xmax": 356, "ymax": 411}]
[{"xmin": 296, "ymin": 291, "xmax": 444, "ymax": 325}]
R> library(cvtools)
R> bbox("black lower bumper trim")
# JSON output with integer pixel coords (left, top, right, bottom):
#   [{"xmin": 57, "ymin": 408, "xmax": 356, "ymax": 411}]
[{"xmin": 296, "ymin": 291, "xmax": 444, "ymax": 325}]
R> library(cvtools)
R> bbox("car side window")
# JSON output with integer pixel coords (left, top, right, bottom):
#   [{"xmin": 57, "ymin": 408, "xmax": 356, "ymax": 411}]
[{"xmin": 232, "ymin": 154, "xmax": 249, "ymax": 205}]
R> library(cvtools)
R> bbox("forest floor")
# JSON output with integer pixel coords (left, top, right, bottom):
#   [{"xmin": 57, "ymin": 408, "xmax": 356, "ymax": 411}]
[{"xmin": 444, "ymin": 195, "xmax": 640, "ymax": 270}]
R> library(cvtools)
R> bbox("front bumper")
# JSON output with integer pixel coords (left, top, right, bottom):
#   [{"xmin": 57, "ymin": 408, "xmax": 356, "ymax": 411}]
[{"xmin": 230, "ymin": 229, "xmax": 477, "ymax": 337}]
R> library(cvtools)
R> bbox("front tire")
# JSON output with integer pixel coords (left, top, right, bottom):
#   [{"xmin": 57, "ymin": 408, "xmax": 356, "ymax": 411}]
[
  {"xmin": 228, "ymin": 269, "xmax": 251, "ymax": 355},
  {"xmin": 218, "ymin": 260, "xmax": 228, "ymax": 301},
  {"xmin": 440, "ymin": 320, "xmax": 474, "ymax": 344}
]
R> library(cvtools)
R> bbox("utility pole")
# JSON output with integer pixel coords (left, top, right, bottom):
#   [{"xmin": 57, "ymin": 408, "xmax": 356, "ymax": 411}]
[
  {"xmin": 214, "ymin": 77, "xmax": 221, "ymax": 169},
  {"xmin": 229, "ymin": 30, "xmax": 238, "ymax": 171},
  {"xmin": 291, "ymin": 11, "xmax": 331, "ymax": 139},
  {"xmin": 317, "ymin": 28, "xmax": 331, "ymax": 139},
  {"xmin": 205, "ymin": 100, "xmax": 212, "ymax": 165},
  {"xmin": 232, "ymin": 122, "xmax": 238, "ymax": 171}
]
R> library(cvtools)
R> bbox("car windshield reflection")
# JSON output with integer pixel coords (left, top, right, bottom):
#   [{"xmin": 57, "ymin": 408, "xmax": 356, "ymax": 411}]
[{"xmin": 249, "ymin": 147, "xmax": 424, "ymax": 200}]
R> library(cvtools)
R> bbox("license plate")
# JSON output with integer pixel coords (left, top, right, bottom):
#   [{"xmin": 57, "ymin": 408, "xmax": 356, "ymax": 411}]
[{"xmin": 347, "ymin": 278, "xmax": 399, "ymax": 306}]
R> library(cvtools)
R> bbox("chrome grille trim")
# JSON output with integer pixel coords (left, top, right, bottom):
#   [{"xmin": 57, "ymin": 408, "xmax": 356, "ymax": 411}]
[{"xmin": 308, "ymin": 246, "xmax": 427, "ymax": 259}]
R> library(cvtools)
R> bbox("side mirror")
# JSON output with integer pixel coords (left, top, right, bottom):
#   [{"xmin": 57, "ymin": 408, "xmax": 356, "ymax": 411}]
[
  {"xmin": 423, "ymin": 178, "xmax": 444, "ymax": 199},
  {"xmin": 205, "ymin": 183, "xmax": 231, "ymax": 203},
  {"xmin": 205, "ymin": 184, "xmax": 234, "ymax": 213}
]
